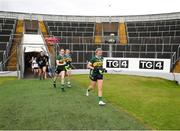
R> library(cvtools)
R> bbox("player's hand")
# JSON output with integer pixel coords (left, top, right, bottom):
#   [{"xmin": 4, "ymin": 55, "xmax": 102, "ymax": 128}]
[{"xmin": 65, "ymin": 65, "xmax": 70, "ymax": 70}]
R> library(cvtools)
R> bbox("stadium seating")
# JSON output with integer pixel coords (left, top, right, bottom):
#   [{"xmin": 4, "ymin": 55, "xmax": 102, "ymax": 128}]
[
  {"xmin": 0, "ymin": 18, "xmax": 16, "ymax": 63},
  {"xmin": 44, "ymin": 19, "xmax": 180, "ymax": 69},
  {"xmin": 0, "ymin": 11, "xmax": 179, "ymax": 72},
  {"xmin": 7, "ymin": 20, "xmax": 23, "ymax": 71},
  {"xmin": 126, "ymin": 19, "xmax": 180, "ymax": 44},
  {"xmin": 45, "ymin": 21, "xmax": 95, "ymax": 43},
  {"xmin": 124, "ymin": 19, "xmax": 180, "ymax": 60}
]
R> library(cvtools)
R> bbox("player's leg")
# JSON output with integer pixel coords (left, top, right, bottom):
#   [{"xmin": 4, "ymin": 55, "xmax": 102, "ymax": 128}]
[
  {"xmin": 86, "ymin": 80, "xmax": 96, "ymax": 96},
  {"xmin": 32, "ymin": 67, "xmax": 35, "ymax": 76},
  {"xmin": 53, "ymin": 74, "xmax": 57, "ymax": 88},
  {"xmin": 66, "ymin": 69, "xmax": 71, "ymax": 87},
  {"xmin": 53, "ymin": 68, "xmax": 59, "ymax": 88},
  {"xmin": 38, "ymin": 67, "xmax": 42, "ymax": 80},
  {"xmin": 42, "ymin": 66, "xmax": 47, "ymax": 79},
  {"xmin": 97, "ymin": 79, "xmax": 106, "ymax": 106},
  {"xmin": 34, "ymin": 68, "xmax": 38, "ymax": 77},
  {"xmin": 60, "ymin": 71, "xmax": 65, "ymax": 91},
  {"xmin": 36, "ymin": 68, "xmax": 39, "ymax": 76}
]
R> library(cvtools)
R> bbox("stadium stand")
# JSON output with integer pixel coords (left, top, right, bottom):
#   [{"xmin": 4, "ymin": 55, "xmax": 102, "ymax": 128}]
[
  {"xmin": 0, "ymin": 18, "xmax": 16, "ymax": 66},
  {"xmin": 44, "ymin": 19, "xmax": 180, "ymax": 69},
  {"xmin": 45, "ymin": 21, "xmax": 95, "ymax": 43},
  {"xmin": 0, "ymin": 11, "xmax": 179, "ymax": 72},
  {"xmin": 7, "ymin": 20, "xmax": 23, "ymax": 71},
  {"xmin": 125, "ymin": 19, "xmax": 180, "ymax": 67}
]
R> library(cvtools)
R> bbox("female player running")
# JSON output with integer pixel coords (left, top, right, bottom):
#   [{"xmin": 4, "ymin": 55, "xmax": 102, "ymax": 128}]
[
  {"xmin": 53, "ymin": 48, "xmax": 66, "ymax": 92},
  {"xmin": 36, "ymin": 51, "xmax": 49, "ymax": 80},
  {"xmin": 86, "ymin": 48, "xmax": 106, "ymax": 106},
  {"xmin": 31, "ymin": 57, "xmax": 39, "ymax": 77},
  {"xmin": 65, "ymin": 49, "xmax": 72, "ymax": 87}
]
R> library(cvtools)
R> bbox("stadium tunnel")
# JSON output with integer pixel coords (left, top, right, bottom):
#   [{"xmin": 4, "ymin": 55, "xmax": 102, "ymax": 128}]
[{"xmin": 17, "ymin": 34, "xmax": 52, "ymax": 78}]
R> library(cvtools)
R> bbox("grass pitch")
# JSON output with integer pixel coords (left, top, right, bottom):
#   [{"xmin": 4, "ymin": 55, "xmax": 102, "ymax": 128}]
[
  {"xmin": 0, "ymin": 76, "xmax": 145, "ymax": 130},
  {"xmin": 73, "ymin": 74, "xmax": 180, "ymax": 130},
  {"xmin": 0, "ymin": 74, "xmax": 180, "ymax": 130}
]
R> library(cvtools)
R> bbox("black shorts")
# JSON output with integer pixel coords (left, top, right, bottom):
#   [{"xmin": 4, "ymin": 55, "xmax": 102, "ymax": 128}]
[
  {"xmin": 55, "ymin": 65, "xmax": 65, "ymax": 74},
  {"xmin": 38, "ymin": 64, "xmax": 46, "ymax": 69},
  {"xmin": 89, "ymin": 73, "xmax": 103, "ymax": 81}
]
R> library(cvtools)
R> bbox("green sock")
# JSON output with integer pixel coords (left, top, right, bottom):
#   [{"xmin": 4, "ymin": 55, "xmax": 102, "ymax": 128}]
[{"xmin": 98, "ymin": 96, "xmax": 102, "ymax": 101}]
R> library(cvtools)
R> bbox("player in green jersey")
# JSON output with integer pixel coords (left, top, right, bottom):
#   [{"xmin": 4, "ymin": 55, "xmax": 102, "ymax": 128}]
[
  {"xmin": 65, "ymin": 49, "xmax": 72, "ymax": 87},
  {"xmin": 53, "ymin": 48, "xmax": 66, "ymax": 92},
  {"xmin": 86, "ymin": 48, "xmax": 107, "ymax": 106}
]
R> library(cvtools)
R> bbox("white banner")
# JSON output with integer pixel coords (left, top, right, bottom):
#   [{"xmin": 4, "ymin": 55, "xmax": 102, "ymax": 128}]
[{"xmin": 103, "ymin": 57, "xmax": 171, "ymax": 73}]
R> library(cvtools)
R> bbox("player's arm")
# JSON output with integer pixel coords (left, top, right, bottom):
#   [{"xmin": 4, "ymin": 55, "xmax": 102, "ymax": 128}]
[
  {"xmin": 87, "ymin": 62, "xmax": 94, "ymax": 70},
  {"xmin": 56, "ymin": 60, "xmax": 60, "ymax": 66}
]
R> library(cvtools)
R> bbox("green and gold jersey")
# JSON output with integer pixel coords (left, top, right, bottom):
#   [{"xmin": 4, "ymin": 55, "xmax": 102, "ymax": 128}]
[
  {"xmin": 56, "ymin": 54, "xmax": 66, "ymax": 66},
  {"xmin": 89, "ymin": 56, "xmax": 103, "ymax": 74},
  {"xmin": 65, "ymin": 54, "xmax": 72, "ymax": 65}
]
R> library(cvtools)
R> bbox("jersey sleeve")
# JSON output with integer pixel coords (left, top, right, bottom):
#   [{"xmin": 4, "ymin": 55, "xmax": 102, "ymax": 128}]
[
  {"xmin": 56, "ymin": 55, "xmax": 61, "ymax": 60},
  {"xmin": 89, "ymin": 57, "xmax": 95, "ymax": 65}
]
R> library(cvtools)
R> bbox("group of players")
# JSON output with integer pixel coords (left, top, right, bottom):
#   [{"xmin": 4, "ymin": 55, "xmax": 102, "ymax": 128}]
[
  {"xmin": 31, "ymin": 51, "xmax": 49, "ymax": 79},
  {"xmin": 31, "ymin": 48, "xmax": 106, "ymax": 106}
]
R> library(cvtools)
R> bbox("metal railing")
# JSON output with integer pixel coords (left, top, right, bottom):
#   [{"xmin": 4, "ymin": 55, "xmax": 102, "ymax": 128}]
[
  {"xmin": 0, "ymin": 61, "xmax": 2, "ymax": 71},
  {"xmin": 171, "ymin": 52, "xmax": 177, "ymax": 69},
  {"xmin": 0, "ymin": 34, "xmax": 22, "ymax": 71},
  {"xmin": 177, "ymin": 45, "xmax": 180, "ymax": 59}
]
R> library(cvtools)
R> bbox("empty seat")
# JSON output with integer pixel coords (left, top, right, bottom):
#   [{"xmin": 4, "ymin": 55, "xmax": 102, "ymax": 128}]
[
  {"xmin": 0, "ymin": 51, "xmax": 3, "ymax": 62},
  {"xmin": 55, "ymin": 22, "xmax": 62, "ymax": 26},
  {"xmin": 0, "ymin": 43, "xmax": 7, "ymax": 50},
  {"xmin": 0, "ymin": 30, "xmax": 12, "ymax": 35},
  {"xmin": 0, "ymin": 35, "xmax": 10, "ymax": 42},
  {"xmin": 157, "ymin": 53, "xmax": 172, "ymax": 59},
  {"xmin": 4, "ymin": 19, "xmax": 15, "ymax": 24},
  {"xmin": 2, "ymin": 24, "xmax": 14, "ymax": 29},
  {"xmin": 112, "ymin": 52, "xmax": 123, "ymax": 57},
  {"xmin": 163, "ymin": 45, "xmax": 172, "ymax": 52},
  {"xmin": 114, "ymin": 45, "xmax": 126, "ymax": 51},
  {"xmin": 140, "ymin": 52, "xmax": 155, "ymax": 58},
  {"xmin": 45, "ymin": 21, "xmax": 95, "ymax": 43},
  {"xmin": 72, "ymin": 44, "xmax": 84, "ymax": 51},
  {"xmin": 147, "ymin": 45, "xmax": 155, "ymax": 52}
]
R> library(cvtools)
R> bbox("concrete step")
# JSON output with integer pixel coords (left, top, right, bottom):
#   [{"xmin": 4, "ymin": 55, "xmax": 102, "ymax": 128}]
[{"xmin": 7, "ymin": 66, "xmax": 17, "ymax": 71}]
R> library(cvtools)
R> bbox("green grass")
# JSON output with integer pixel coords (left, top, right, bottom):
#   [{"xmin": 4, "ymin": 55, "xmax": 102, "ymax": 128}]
[
  {"xmin": 0, "ymin": 77, "xmax": 145, "ymax": 130},
  {"xmin": 73, "ymin": 74, "xmax": 180, "ymax": 130},
  {"xmin": 1, "ymin": 74, "xmax": 180, "ymax": 130}
]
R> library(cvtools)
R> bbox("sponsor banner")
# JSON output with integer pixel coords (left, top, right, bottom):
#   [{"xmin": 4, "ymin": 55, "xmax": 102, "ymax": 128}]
[{"xmin": 103, "ymin": 57, "xmax": 171, "ymax": 73}]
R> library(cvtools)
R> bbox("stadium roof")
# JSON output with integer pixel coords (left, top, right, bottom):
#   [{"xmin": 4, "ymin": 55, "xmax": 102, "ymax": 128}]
[{"xmin": 0, "ymin": 0, "xmax": 180, "ymax": 16}]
